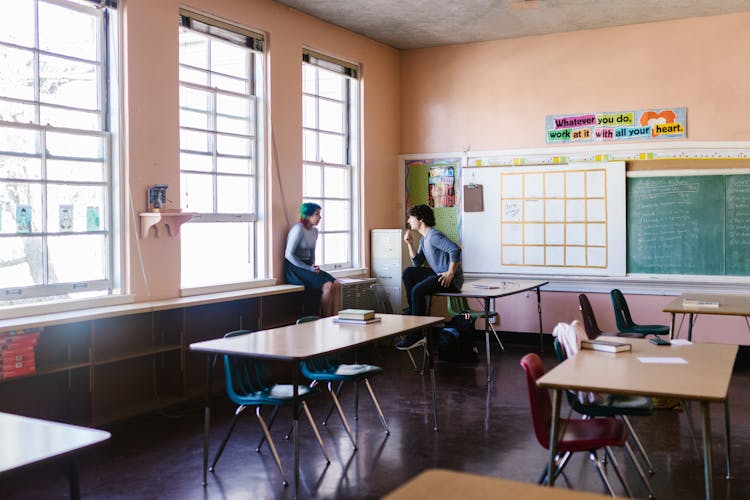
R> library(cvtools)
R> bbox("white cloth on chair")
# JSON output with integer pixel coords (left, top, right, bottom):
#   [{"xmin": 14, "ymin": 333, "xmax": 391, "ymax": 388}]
[{"xmin": 552, "ymin": 320, "xmax": 608, "ymax": 405}]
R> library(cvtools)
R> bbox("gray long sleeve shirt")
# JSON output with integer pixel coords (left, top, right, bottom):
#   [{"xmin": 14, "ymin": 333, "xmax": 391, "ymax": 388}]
[
  {"xmin": 285, "ymin": 222, "xmax": 317, "ymax": 271},
  {"xmin": 412, "ymin": 228, "xmax": 463, "ymax": 290}
]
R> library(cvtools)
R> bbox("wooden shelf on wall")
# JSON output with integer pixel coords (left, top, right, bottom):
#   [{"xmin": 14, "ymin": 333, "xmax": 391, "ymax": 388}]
[{"xmin": 139, "ymin": 212, "xmax": 195, "ymax": 238}]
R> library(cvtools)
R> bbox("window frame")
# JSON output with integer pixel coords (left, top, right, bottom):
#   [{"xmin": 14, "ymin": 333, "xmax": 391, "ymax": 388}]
[
  {"xmin": 301, "ymin": 50, "xmax": 360, "ymax": 271},
  {"xmin": 178, "ymin": 10, "xmax": 267, "ymax": 292},
  {"xmin": 0, "ymin": 0, "xmax": 121, "ymax": 306}
]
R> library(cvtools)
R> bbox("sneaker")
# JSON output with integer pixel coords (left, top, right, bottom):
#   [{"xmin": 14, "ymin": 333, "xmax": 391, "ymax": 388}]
[{"xmin": 395, "ymin": 332, "xmax": 426, "ymax": 350}]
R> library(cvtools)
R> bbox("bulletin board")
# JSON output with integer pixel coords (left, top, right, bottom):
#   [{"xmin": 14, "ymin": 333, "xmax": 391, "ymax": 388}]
[{"xmin": 462, "ymin": 162, "xmax": 626, "ymax": 276}]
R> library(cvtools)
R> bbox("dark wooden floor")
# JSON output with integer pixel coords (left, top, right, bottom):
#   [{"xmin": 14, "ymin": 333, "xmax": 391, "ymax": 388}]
[{"xmin": 2, "ymin": 340, "xmax": 750, "ymax": 499}]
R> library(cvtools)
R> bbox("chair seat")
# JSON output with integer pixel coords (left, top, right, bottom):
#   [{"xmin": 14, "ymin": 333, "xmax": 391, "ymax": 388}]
[
  {"xmin": 621, "ymin": 324, "xmax": 670, "ymax": 336},
  {"xmin": 576, "ymin": 394, "xmax": 654, "ymax": 417},
  {"xmin": 557, "ymin": 417, "xmax": 627, "ymax": 452},
  {"xmin": 302, "ymin": 362, "xmax": 383, "ymax": 382},
  {"xmin": 232, "ymin": 384, "xmax": 320, "ymax": 406}
]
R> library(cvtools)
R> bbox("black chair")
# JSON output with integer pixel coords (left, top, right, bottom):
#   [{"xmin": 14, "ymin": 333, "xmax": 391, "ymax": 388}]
[
  {"xmin": 553, "ymin": 338, "xmax": 656, "ymax": 497},
  {"xmin": 209, "ymin": 330, "xmax": 329, "ymax": 486},
  {"xmin": 579, "ymin": 293, "xmax": 643, "ymax": 339},
  {"xmin": 610, "ymin": 289, "xmax": 670, "ymax": 338}
]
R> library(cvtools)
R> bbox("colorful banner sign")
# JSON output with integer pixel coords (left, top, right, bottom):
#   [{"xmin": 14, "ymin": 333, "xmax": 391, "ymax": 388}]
[{"xmin": 545, "ymin": 107, "xmax": 687, "ymax": 143}]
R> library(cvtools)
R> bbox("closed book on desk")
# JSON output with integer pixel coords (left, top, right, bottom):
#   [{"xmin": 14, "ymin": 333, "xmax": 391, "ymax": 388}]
[
  {"xmin": 338, "ymin": 309, "xmax": 376, "ymax": 320},
  {"xmin": 581, "ymin": 339, "xmax": 632, "ymax": 353},
  {"xmin": 682, "ymin": 299, "xmax": 720, "ymax": 308},
  {"xmin": 333, "ymin": 317, "xmax": 382, "ymax": 325}
]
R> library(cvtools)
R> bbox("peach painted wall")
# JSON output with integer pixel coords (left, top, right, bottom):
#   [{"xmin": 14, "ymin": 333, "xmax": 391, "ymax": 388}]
[
  {"xmin": 399, "ymin": 12, "xmax": 750, "ymax": 345},
  {"xmin": 123, "ymin": 0, "xmax": 400, "ymax": 301}
]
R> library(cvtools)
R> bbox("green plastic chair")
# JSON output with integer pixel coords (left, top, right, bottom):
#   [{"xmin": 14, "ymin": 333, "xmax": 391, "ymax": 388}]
[
  {"xmin": 610, "ymin": 289, "xmax": 670, "ymax": 338},
  {"xmin": 209, "ymin": 330, "xmax": 329, "ymax": 486},
  {"xmin": 295, "ymin": 316, "xmax": 389, "ymax": 449},
  {"xmin": 447, "ymin": 296, "xmax": 503, "ymax": 350}
]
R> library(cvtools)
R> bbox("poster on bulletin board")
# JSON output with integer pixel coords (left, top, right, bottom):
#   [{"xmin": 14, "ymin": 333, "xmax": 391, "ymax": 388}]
[
  {"xmin": 546, "ymin": 107, "xmax": 687, "ymax": 143},
  {"xmin": 405, "ymin": 158, "xmax": 461, "ymax": 243}
]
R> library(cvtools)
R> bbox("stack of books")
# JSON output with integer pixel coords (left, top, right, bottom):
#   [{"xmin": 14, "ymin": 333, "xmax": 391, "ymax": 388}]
[
  {"xmin": 580, "ymin": 338, "xmax": 632, "ymax": 353},
  {"xmin": 334, "ymin": 309, "xmax": 381, "ymax": 325},
  {"xmin": 1, "ymin": 329, "xmax": 41, "ymax": 380},
  {"xmin": 682, "ymin": 298, "xmax": 720, "ymax": 308}
]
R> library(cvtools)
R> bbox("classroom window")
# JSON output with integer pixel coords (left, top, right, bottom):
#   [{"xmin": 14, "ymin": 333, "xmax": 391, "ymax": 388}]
[
  {"xmin": 178, "ymin": 11, "xmax": 266, "ymax": 291},
  {"xmin": 302, "ymin": 51, "xmax": 359, "ymax": 269},
  {"xmin": 0, "ymin": 0, "xmax": 119, "ymax": 305}
]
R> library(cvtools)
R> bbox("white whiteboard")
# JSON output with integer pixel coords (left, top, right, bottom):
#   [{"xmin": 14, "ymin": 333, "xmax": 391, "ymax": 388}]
[{"xmin": 462, "ymin": 162, "xmax": 626, "ymax": 276}]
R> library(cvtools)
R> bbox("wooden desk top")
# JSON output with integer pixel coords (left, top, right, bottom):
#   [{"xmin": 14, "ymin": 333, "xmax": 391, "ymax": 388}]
[
  {"xmin": 435, "ymin": 279, "xmax": 548, "ymax": 299},
  {"xmin": 537, "ymin": 337, "xmax": 737, "ymax": 402},
  {"xmin": 384, "ymin": 469, "xmax": 611, "ymax": 500},
  {"xmin": 189, "ymin": 314, "xmax": 444, "ymax": 360},
  {"xmin": 663, "ymin": 293, "xmax": 750, "ymax": 317},
  {"xmin": 0, "ymin": 412, "xmax": 110, "ymax": 473}
]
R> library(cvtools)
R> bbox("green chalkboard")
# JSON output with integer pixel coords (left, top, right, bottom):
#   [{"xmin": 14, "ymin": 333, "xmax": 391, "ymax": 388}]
[{"xmin": 627, "ymin": 174, "xmax": 750, "ymax": 276}]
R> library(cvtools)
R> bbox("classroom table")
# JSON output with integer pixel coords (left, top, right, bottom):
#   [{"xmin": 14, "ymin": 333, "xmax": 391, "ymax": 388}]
[
  {"xmin": 537, "ymin": 337, "xmax": 737, "ymax": 500},
  {"xmin": 0, "ymin": 412, "xmax": 110, "ymax": 499},
  {"xmin": 435, "ymin": 279, "xmax": 548, "ymax": 382},
  {"xmin": 189, "ymin": 313, "xmax": 444, "ymax": 499},
  {"xmin": 384, "ymin": 468, "xmax": 612, "ymax": 500},
  {"xmin": 663, "ymin": 293, "xmax": 750, "ymax": 341}
]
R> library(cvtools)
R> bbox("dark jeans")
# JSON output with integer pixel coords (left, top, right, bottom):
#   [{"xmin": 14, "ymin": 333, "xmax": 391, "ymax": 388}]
[{"xmin": 402, "ymin": 266, "xmax": 459, "ymax": 316}]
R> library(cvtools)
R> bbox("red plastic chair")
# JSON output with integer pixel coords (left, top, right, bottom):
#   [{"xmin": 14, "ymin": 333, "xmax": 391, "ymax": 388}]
[{"xmin": 520, "ymin": 353, "xmax": 632, "ymax": 496}]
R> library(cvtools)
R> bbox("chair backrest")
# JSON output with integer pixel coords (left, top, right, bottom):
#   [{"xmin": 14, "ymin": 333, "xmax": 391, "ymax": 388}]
[
  {"xmin": 519, "ymin": 353, "xmax": 552, "ymax": 449},
  {"xmin": 222, "ymin": 330, "xmax": 269, "ymax": 402},
  {"xmin": 296, "ymin": 316, "xmax": 320, "ymax": 324},
  {"xmin": 578, "ymin": 293, "xmax": 602, "ymax": 339},
  {"xmin": 447, "ymin": 296, "xmax": 470, "ymax": 316},
  {"xmin": 610, "ymin": 289, "xmax": 635, "ymax": 332},
  {"xmin": 370, "ymin": 284, "xmax": 394, "ymax": 314}
]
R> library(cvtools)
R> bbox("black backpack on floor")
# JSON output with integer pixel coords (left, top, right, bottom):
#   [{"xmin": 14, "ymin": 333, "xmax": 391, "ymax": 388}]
[{"xmin": 438, "ymin": 314, "xmax": 479, "ymax": 363}]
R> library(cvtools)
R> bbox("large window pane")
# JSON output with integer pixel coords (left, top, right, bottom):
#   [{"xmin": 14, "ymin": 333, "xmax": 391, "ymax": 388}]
[
  {"xmin": 181, "ymin": 222, "xmax": 253, "ymax": 288},
  {"xmin": 0, "ymin": 0, "xmax": 34, "ymax": 47},
  {"xmin": 40, "ymin": 55, "xmax": 98, "ymax": 110},
  {"xmin": 303, "ymin": 130, "xmax": 318, "ymax": 162},
  {"xmin": 181, "ymin": 173, "xmax": 214, "ymax": 212},
  {"xmin": 46, "ymin": 132, "xmax": 104, "ymax": 159},
  {"xmin": 321, "ymin": 233, "xmax": 348, "ymax": 265},
  {"xmin": 319, "ymin": 100, "xmax": 344, "ymax": 133},
  {"xmin": 0, "ymin": 127, "xmax": 39, "ymax": 155},
  {"xmin": 217, "ymin": 156, "xmax": 252, "ymax": 175},
  {"xmin": 180, "ymin": 152, "xmax": 212, "ymax": 173},
  {"xmin": 41, "ymin": 105, "xmax": 100, "ymax": 130},
  {"xmin": 179, "ymin": 30, "xmax": 208, "ymax": 69},
  {"xmin": 0, "ymin": 236, "xmax": 43, "ymax": 287},
  {"xmin": 47, "ymin": 184, "xmax": 105, "ymax": 233},
  {"xmin": 0, "ymin": 99, "xmax": 36, "ymax": 124},
  {"xmin": 47, "ymin": 159, "xmax": 105, "ymax": 183},
  {"xmin": 39, "ymin": 2, "xmax": 98, "ymax": 60},
  {"xmin": 318, "ymin": 70, "xmax": 344, "ymax": 100},
  {"xmin": 323, "ymin": 200, "xmax": 349, "ymax": 232},
  {"xmin": 324, "ymin": 167, "xmax": 349, "ymax": 198},
  {"xmin": 0, "ymin": 46, "xmax": 35, "ymax": 101},
  {"xmin": 217, "ymin": 176, "xmax": 253, "ymax": 213},
  {"xmin": 211, "ymin": 39, "xmax": 247, "ymax": 79},
  {"xmin": 48, "ymin": 234, "xmax": 106, "ymax": 283},
  {"xmin": 319, "ymin": 133, "xmax": 344, "ymax": 164},
  {"xmin": 0, "ymin": 156, "xmax": 42, "ymax": 180},
  {"xmin": 303, "ymin": 164, "xmax": 322, "ymax": 197}
]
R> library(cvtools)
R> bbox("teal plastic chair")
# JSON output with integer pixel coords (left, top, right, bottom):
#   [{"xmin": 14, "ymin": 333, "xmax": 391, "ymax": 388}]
[
  {"xmin": 553, "ymin": 338, "xmax": 656, "ymax": 497},
  {"xmin": 296, "ymin": 316, "xmax": 389, "ymax": 449},
  {"xmin": 209, "ymin": 330, "xmax": 330, "ymax": 486},
  {"xmin": 447, "ymin": 296, "xmax": 503, "ymax": 350},
  {"xmin": 610, "ymin": 289, "xmax": 670, "ymax": 338}
]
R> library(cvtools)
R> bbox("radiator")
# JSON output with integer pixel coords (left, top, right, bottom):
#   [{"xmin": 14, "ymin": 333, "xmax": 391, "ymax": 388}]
[{"xmin": 338, "ymin": 278, "xmax": 377, "ymax": 311}]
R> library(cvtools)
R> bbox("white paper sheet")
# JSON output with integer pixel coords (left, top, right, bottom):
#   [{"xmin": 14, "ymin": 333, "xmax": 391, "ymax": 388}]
[{"xmin": 637, "ymin": 357, "xmax": 688, "ymax": 364}]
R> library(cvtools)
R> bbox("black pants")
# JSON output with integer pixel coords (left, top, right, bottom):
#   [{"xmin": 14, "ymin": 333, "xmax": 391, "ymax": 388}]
[{"xmin": 402, "ymin": 266, "xmax": 458, "ymax": 316}]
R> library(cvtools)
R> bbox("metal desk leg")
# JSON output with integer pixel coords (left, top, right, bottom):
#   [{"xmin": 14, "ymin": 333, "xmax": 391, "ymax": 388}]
[
  {"xmin": 724, "ymin": 398, "xmax": 732, "ymax": 479},
  {"xmin": 293, "ymin": 366, "xmax": 300, "ymax": 499},
  {"xmin": 536, "ymin": 287, "xmax": 544, "ymax": 352},
  {"xmin": 700, "ymin": 401, "xmax": 714, "ymax": 500},
  {"xmin": 427, "ymin": 327, "xmax": 439, "ymax": 431},
  {"xmin": 670, "ymin": 313, "xmax": 676, "ymax": 340},
  {"xmin": 547, "ymin": 389, "xmax": 562, "ymax": 487},
  {"xmin": 484, "ymin": 298, "xmax": 492, "ymax": 383},
  {"xmin": 688, "ymin": 313, "xmax": 695, "ymax": 342},
  {"xmin": 202, "ymin": 354, "xmax": 215, "ymax": 486},
  {"xmin": 66, "ymin": 457, "xmax": 80, "ymax": 500}
]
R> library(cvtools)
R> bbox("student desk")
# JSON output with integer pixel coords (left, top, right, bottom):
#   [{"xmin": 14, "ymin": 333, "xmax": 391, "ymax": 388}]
[
  {"xmin": 435, "ymin": 279, "xmax": 548, "ymax": 382},
  {"xmin": 663, "ymin": 293, "xmax": 750, "ymax": 341},
  {"xmin": 537, "ymin": 337, "xmax": 737, "ymax": 500},
  {"xmin": 189, "ymin": 313, "xmax": 444, "ymax": 499},
  {"xmin": 384, "ymin": 468, "xmax": 612, "ymax": 499},
  {"xmin": 0, "ymin": 412, "xmax": 110, "ymax": 499}
]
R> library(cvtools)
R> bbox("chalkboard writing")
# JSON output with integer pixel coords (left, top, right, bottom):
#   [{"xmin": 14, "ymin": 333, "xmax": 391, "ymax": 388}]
[{"xmin": 627, "ymin": 175, "xmax": 750, "ymax": 276}]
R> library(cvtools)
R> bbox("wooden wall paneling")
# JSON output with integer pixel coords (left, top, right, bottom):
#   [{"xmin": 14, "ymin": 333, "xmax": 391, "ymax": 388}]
[
  {"xmin": 34, "ymin": 321, "xmax": 91, "ymax": 370},
  {"xmin": 92, "ymin": 356, "xmax": 161, "ymax": 424},
  {"xmin": 91, "ymin": 313, "xmax": 154, "ymax": 363},
  {"xmin": 260, "ymin": 292, "xmax": 306, "ymax": 329}
]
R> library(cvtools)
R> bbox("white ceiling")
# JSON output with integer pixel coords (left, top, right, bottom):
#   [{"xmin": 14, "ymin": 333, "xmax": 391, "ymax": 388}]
[{"xmin": 273, "ymin": 0, "xmax": 750, "ymax": 49}]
